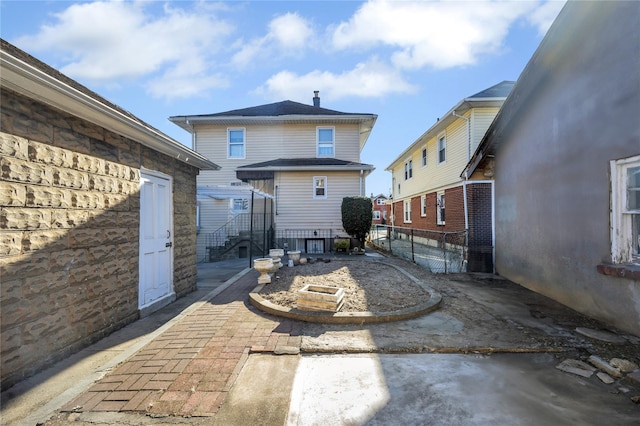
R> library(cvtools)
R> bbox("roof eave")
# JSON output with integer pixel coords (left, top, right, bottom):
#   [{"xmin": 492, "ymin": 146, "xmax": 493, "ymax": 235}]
[
  {"xmin": 1, "ymin": 50, "xmax": 219, "ymax": 171},
  {"xmin": 238, "ymin": 164, "xmax": 375, "ymax": 172},
  {"xmin": 385, "ymin": 98, "xmax": 505, "ymax": 171}
]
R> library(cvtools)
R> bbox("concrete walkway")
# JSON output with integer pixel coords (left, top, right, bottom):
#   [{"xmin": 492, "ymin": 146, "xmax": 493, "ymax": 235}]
[{"xmin": 2, "ymin": 255, "xmax": 639, "ymax": 425}]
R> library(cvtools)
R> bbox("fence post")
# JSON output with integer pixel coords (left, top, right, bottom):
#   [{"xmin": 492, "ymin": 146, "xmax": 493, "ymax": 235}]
[
  {"xmin": 443, "ymin": 232, "xmax": 447, "ymax": 274},
  {"xmin": 411, "ymin": 228, "xmax": 415, "ymax": 262}
]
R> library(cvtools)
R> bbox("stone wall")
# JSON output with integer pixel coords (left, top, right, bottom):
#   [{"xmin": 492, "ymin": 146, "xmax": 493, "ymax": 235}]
[{"xmin": 0, "ymin": 88, "xmax": 199, "ymax": 389}]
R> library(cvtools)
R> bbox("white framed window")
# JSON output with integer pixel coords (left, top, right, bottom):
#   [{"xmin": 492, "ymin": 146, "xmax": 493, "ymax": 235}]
[
  {"xmin": 420, "ymin": 195, "xmax": 427, "ymax": 217},
  {"xmin": 228, "ymin": 128, "xmax": 245, "ymax": 159},
  {"xmin": 317, "ymin": 127, "xmax": 335, "ymax": 157},
  {"xmin": 313, "ymin": 176, "xmax": 327, "ymax": 199},
  {"xmin": 403, "ymin": 199, "xmax": 412, "ymax": 223},
  {"xmin": 376, "ymin": 198, "xmax": 386, "ymax": 205},
  {"xmin": 373, "ymin": 210, "xmax": 381, "ymax": 220},
  {"xmin": 231, "ymin": 198, "xmax": 249, "ymax": 212},
  {"xmin": 611, "ymin": 155, "xmax": 640, "ymax": 263},
  {"xmin": 421, "ymin": 147, "xmax": 428, "ymax": 167},
  {"xmin": 436, "ymin": 191, "xmax": 445, "ymax": 225},
  {"xmin": 383, "ymin": 210, "xmax": 388, "ymax": 220},
  {"xmin": 437, "ymin": 133, "xmax": 446, "ymax": 164},
  {"xmin": 404, "ymin": 159, "xmax": 413, "ymax": 180}
]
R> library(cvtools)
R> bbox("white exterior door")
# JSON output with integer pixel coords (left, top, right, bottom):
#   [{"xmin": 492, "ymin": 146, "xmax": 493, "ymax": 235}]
[{"xmin": 139, "ymin": 170, "xmax": 173, "ymax": 308}]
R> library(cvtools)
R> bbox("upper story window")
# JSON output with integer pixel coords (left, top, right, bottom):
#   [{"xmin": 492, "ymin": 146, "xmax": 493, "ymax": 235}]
[
  {"xmin": 421, "ymin": 147, "xmax": 427, "ymax": 167},
  {"xmin": 437, "ymin": 133, "xmax": 446, "ymax": 164},
  {"xmin": 404, "ymin": 159, "xmax": 413, "ymax": 180},
  {"xmin": 376, "ymin": 198, "xmax": 386, "ymax": 205},
  {"xmin": 317, "ymin": 127, "xmax": 335, "ymax": 157},
  {"xmin": 436, "ymin": 191, "xmax": 445, "ymax": 225},
  {"xmin": 611, "ymin": 155, "xmax": 640, "ymax": 263},
  {"xmin": 313, "ymin": 176, "xmax": 327, "ymax": 199},
  {"xmin": 228, "ymin": 128, "xmax": 245, "ymax": 159}
]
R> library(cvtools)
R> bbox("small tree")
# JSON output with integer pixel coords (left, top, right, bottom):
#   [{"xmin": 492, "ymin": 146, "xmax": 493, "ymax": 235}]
[{"xmin": 341, "ymin": 196, "xmax": 373, "ymax": 249}]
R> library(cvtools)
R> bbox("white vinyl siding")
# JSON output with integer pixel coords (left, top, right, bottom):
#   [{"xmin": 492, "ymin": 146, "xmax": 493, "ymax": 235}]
[
  {"xmin": 471, "ymin": 107, "xmax": 500, "ymax": 150},
  {"xmin": 274, "ymin": 171, "xmax": 360, "ymax": 231}
]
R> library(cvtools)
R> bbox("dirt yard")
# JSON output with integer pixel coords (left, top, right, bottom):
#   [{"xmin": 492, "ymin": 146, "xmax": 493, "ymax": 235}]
[{"xmin": 258, "ymin": 258, "xmax": 431, "ymax": 312}]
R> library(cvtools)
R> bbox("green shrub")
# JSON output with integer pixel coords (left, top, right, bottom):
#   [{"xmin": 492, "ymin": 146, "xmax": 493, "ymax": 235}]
[
  {"xmin": 341, "ymin": 196, "xmax": 373, "ymax": 249},
  {"xmin": 334, "ymin": 238, "xmax": 350, "ymax": 251}
]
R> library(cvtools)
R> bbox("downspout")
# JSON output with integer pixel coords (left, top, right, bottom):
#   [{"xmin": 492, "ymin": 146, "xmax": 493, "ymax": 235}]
[
  {"xmin": 453, "ymin": 110, "xmax": 471, "ymax": 256},
  {"xmin": 186, "ymin": 119, "xmax": 196, "ymax": 150},
  {"xmin": 360, "ymin": 169, "xmax": 364, "ymax": 196}
]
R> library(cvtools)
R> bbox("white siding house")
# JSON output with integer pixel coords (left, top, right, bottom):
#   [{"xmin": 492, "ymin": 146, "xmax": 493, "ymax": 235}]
[{"xmin": 171, "ymin": 93, "xmax": 377, "ymax": 260}]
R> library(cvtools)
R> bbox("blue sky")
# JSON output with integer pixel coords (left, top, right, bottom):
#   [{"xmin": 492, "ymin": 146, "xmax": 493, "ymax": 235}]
[{"xmin": 0, "ymin": 0, "xmax": 565, "ymax": 196}]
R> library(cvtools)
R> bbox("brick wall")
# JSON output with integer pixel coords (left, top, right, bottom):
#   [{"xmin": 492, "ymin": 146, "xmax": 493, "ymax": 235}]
[
  {"xmin": 0, "ymin": 88, "xmax": 199, "ymax": 389},
  {"xmin": 467, "ymin": 182, "xmax": 493, "ymax": 272},
  {"xmin": 390, "ymin": 186, "xmax": 465, "ymax": 232}
]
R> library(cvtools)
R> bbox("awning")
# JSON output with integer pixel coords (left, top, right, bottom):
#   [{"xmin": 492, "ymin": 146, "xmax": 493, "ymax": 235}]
[{"xmin": 197, "ymin": 186, "xmax": 273, "ymax": 200}]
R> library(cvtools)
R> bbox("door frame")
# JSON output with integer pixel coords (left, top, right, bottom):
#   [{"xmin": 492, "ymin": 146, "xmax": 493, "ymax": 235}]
[{"xmin": 138, "ymin": 168, "xmax": 175, "ymax": 316}]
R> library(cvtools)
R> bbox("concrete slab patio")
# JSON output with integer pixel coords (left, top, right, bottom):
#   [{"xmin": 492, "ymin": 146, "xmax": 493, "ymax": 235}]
[{"xmin": 1, "ymin": 254, "xmax": 639, "ymax": 425}]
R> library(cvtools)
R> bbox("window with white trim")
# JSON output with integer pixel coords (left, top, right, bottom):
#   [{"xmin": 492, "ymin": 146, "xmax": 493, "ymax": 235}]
[
  {"xmin": 421, "ymin": 147, "xmax": 427, "ymax": 167},
  {"xmin": 228, "ymin": 128, "xmax": 245, "ymax": 159},
  {"xmin": 231, "ymin": 198, "xmax": 249, "ymax": 212},
  {"xmin": 313, "ymin": 176, "xmax": 327, "ymax": 199},
  {"xmin": 373, "ymin": 210, "xmax": 381, "ymax": 221},
  {"xmin": 611, "ymin": 155, "xmax": 640, "ymax": 263},
  {"xmin": 317, "ymin": 127, "xmax": 335, "ymax": 157},
  {"xmin": 420, "ymin": 195, "xmax": 427, "ymax": 217},
  {"xmin": 403, "ymin": 199, "xmax": 412, "ymax": 223},
  {"xmin": 437, "ymin": 134, "xmax": 446, "ymax": 164},
  {"xmin": 376, "ymin": 198, "xmax": 386, "ymax": 205},
  {"xmin": 404, "ymin": 159, "xmax": 413, "ymax": 180},
  {"xmin": 436, "ymin": 192, "xmax": 445, "ymax": 225}
]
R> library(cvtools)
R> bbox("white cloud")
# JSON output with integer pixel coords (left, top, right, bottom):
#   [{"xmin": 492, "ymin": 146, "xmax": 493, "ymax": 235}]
[
  {"xmin": 232, "ymin": 12, "xmax": 313, "ymax": 68},
  {"xmin": 254, "ymin": 58, "xmax": 417, "ymax": 102},
  {"xmin": 269, "ymin": 12, "xmax": 314, "ymax": 50},
  {"xmin": 331, "ymin": 0, "xmax": 543, "ymax": 70},
  {"xmin": 528, "ymin": 0, "xmax": 566, "ymax": 36},
  {"xmin": 15, "ymin": 1, "xmax": 233, "ymax": 98}
]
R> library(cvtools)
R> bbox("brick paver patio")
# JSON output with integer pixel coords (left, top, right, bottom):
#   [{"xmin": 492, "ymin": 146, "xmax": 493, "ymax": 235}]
[{"xmin": 61, "ymin": 271, "xmax": 301, "ymax": 417}]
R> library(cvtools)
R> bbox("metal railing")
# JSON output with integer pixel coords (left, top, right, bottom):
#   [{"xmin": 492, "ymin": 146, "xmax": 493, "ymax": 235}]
[
  {"xmin": 368, "ymin": 225, "xmax": 467, "ymax": 273},
  {"xmin": 203, "ymin": 213, "xmax": 273, "ymax": 261}
]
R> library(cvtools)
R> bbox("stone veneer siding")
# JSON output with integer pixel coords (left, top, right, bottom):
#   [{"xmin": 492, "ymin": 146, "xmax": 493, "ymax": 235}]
[{"xmin": 0, "ymin": 88, "xmax": 199, "ymax": 389}]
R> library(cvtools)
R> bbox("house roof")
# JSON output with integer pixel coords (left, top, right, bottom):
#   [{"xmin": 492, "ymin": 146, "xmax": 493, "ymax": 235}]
[
  {"xmin": 170, "ymin": 99, "xmax": 378, "ymax": 152},
  {"xmin": 385, "ymin": 81, "xmax": 514, "ymax": 171},
  {"xmin": 235, "ymin": 157, "xmax": 374, "ymax": 181},
  {"xmin": 184, "ymin": 100, "xmax": 363, "ymax": 118},
  {"xmin": 467, "ymin": 81, "xmax": 514, "ymax": 99},
  {"xmin": 0, "ymin": 38, "xmax": 219, "ymax": 170}
]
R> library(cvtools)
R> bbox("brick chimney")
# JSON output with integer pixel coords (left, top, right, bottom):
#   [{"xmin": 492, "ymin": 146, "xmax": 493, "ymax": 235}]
[{"xmin": 313, "ymin": 90, "xmax": 320, "ymax": 107}]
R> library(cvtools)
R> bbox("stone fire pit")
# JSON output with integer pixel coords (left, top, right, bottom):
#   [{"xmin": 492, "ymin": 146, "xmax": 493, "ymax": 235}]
[{"xmin": 297, "ymin": 284, "xmax": 344, "ymax": 312}]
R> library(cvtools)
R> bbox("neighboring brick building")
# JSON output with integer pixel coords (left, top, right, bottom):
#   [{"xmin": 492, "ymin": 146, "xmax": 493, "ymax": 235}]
[
  {"xmin": 0, "ymin": 39, "xmax": 218, "ymax": 389},
  {"xmin": 370, "ymin": 193, "xmax": 389, "ymax": 225}
]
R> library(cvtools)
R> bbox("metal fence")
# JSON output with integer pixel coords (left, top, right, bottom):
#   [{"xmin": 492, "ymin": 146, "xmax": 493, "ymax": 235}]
[
  {"xmin": 368, "ymin": 225, "xmax": 467, "ymax": 273},
  {"xmin": 274, "ymin": 229, "xmax": 339, "ymax": 254}
]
